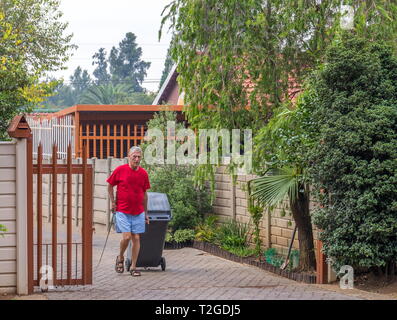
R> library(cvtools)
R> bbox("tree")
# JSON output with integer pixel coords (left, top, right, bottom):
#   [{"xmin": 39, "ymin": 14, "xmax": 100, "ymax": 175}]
[
  {"xmin": 249, "ymin": 90, "xmax": 319, "ymax": 270},
  {"xmin": 0, "ymin": 0, "xmax": 75, "ymax": 138},
  {"xmin": 161, "ymin": 1, "xmax": 397, "ymax": 133},
  {"xmin": 158, "ymin": 41, "xmax": 174, "ymax": 90},
  {"xmin": 109, "ymin": 32, "xmax": 151, "ymax": 92},
  {"xmin": 80, "ymin": 83, "xmax": 134, "ymax": 105},
  {"xmin": 309, "ymin": 36, "xmax": 397, "ymax": 276},
  {"xmin": 69, "ymin": 66, "xmax": 92, "ymax": 101},
  {"xmin": 92, "ymin": 48, "xmax": 111, "ymax": 85},
  {"xmin": 161, "ymin": 0, "xmax": 397, "ymax": 271},
  {"xmin": 39, "ymin": 79, "xmax": 74, "ymax": 110},
  {"xmin": 116, "ymin": 92, "xmax": 156, "ymax": 105}
]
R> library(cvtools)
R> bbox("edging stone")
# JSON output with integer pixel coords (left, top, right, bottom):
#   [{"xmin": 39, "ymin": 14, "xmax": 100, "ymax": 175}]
[{"xmin": 192, "ymin": 240, "xmax": 316, "ymax": 284}]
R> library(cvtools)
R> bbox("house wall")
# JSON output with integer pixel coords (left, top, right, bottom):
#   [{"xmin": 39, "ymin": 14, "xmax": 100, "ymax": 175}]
[
  {"xmin": 165, "ymin": 83, "xmax": 180, "ymax": 105},
  {"xmin": 0, "ymin": 141, "xmax": 17, "ymax": 293}
]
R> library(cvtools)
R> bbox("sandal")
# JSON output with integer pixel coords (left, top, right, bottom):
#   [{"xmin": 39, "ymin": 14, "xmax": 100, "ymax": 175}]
[
  {"xmin": 130, "ymin": 269, "xmax": 141, "ymax": 277},
  {"xmin": 115, "ymin": 255, "xmax": 124, "ymax": 273}
]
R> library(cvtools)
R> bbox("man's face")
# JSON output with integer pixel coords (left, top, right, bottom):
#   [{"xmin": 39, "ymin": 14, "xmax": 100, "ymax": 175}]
[{"xmin": 129, "ymin": 151, "xmax": 142, "ymax": 167}]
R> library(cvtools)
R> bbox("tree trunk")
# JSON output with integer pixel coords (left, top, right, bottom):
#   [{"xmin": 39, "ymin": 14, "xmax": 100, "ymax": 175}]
[{"xmin": 289, "ymin": 184, "xmax": 316, "ymax": 271}]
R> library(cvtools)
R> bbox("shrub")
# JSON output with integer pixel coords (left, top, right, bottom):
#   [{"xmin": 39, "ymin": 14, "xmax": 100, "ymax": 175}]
[
  {"xmin": 165, "ymin": 231, "xmax": 173, "ymax": 243},
  {"xmin": 227, "ymin": 246, "xmax": 256, "ymax": 258},
  {"xmin": 309, "ymin": 36, "xmax": 397, "ymax": 273},
  {"xmin": 195, "ymin": 215, "xmax": 219, "ymax": 243},
  {"xmin": 147, "ymin": 165, "xmax": 212, "ymax": 232},
  {"xmin": 173, "ymin": 229, "xmax": 196, "ymax": 243},
  {"xmin": 216, "ymin": 219, "xmax": 251, "ymax": 251}
]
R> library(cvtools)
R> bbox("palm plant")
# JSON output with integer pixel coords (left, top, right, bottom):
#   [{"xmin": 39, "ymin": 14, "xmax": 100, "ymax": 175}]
[
  {"xmin": 248, "ymin": 166, "xmax": 316, "ymax": 271},
  {"xmin": 80, "ymin": 83, "xmax": 134, "ymax": 104},
  {"xmin": 250, "ymin": 91, "xmax": 318, "ymax": 271}
]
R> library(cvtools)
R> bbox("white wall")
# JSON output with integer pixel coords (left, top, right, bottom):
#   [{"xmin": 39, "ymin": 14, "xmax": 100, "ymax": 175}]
[{"xmin": 0, "ymin": 141, "xmax": 17, "ymax": 293}]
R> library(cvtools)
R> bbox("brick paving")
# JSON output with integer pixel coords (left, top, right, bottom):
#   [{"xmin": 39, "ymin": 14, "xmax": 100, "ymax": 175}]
[{"xmin": 33, "ymin": 230, "xmax": 394, "ymax": 300}]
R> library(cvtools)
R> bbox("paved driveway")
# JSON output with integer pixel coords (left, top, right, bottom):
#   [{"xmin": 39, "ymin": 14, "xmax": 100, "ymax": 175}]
[{"xmin": 35, "ymin": 230, "xmax": 388, "ymax": 300}]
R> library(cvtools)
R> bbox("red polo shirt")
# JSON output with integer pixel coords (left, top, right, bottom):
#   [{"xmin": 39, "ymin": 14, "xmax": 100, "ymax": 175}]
[{"xmin": 107, "ymin": 164, "xmax": 151, "ymax": 215}]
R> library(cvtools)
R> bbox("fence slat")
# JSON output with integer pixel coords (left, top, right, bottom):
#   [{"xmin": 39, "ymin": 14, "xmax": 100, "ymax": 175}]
[
  {"xmin": 120, "ymin": 124, "xmax": 124, "ymax": 158},
  {"xmin": 93, "ymin": 124, "xmax": 97, "ymax": 158},
  {"xmin": 37, "ymin": 144, "xmax": 43, "ymax": 283},
  {"xmin": 79, "ymin": 123, "xmax": 83, "ymax": 159},
  {"xmin": 51, "ymin": 144, "xmax": 58, "ymax": 282},
  {"xmin": 134, "ymin": 125, "xmax": 137, "ymax": 146},
  {"xmin": 107, "ymin": 124, "xmax": 110, "ymax": 158},
  {"xmin": 100, "ymin": 124, "xmax": 103, "ymax": 159},
  {"xmin": 113, "ymin": 124, "xmax": 117, "ymax": 158},
  {"xmin": 67, "ymin": 144, "xmax": 72, "ymax": 285},
  {"xmin": 81, "ymin": 141, "xmax": 92, "ymax": 283}
]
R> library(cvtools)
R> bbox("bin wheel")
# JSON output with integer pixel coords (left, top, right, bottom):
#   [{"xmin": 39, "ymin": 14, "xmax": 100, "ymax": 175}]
[
  {"xmin": 160, "ymin": 257, "xmax": 166, "ymax": 271},
  {"xmin": 125, "ymin": 258, "xmax": 131, "ymax": 272}
]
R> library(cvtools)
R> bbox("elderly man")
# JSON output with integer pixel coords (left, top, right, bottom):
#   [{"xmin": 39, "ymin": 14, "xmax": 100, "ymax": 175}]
[{"xmin": 107, "ymin": 146, "xmax": 151, "ymax": 276}]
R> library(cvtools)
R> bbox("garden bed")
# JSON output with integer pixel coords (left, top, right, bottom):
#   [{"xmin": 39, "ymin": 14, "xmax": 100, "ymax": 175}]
[
  {"xmin": 164, "ymin": 240, "xmax": 194, "ymax": 250},
  {"xmin": 192, "ymin": 240, "xmax": 317, "ymax": 284}
]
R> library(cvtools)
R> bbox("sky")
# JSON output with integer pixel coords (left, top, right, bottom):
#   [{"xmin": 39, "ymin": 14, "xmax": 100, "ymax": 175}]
[{"xmin": 52, "ymin": 0, "xmax": 174, "ymax": 93}]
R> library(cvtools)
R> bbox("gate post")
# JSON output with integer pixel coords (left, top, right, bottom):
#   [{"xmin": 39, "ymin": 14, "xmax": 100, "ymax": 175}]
[
  {"xmin": 7, "ymin": 115, "xmax": 33, "ymax": 295},
  {"xmin": 316, "ymin": 240, "xmax": 328, "ymax": 284}
]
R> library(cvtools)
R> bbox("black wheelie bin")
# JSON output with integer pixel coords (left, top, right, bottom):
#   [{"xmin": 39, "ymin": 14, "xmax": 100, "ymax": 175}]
[{"xmin": 125, "ymin": 192, "xmax": 172, "ymax": 272}]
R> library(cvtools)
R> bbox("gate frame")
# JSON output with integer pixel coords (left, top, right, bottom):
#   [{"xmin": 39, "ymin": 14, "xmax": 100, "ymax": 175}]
[
  {"xmin": 8, "ymin": 115, "xmax": 93, "ymax": 294},
  {"xmin": 31, "ymin": 142, "xmax": 93, "ymax": 291}
]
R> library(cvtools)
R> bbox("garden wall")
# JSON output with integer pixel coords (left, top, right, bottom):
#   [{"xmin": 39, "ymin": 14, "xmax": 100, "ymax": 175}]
[
  {"xmin": 0, "ymin": 141, "xmax": 17, "ymax": 293},
  {"xmin": 213, "ymin": 166, "xmax": 321, "ymax": 256}
]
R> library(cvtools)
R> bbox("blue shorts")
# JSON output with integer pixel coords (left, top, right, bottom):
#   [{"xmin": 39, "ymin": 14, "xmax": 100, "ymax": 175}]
[{"xmin": 114, "ymin": 211, "xmax": 145, "ymax": 234}]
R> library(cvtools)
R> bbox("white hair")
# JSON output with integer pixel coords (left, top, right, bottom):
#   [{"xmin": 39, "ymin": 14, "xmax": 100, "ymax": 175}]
[{"xmin": 129, "ymin": 146, "xmax": 142, "ymax": 154}]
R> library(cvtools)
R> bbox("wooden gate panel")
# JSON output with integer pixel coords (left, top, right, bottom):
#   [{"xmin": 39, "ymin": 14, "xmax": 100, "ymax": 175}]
[{"xmin": 29, "ymin": 142, "xmax": 93, "ymax": 292}]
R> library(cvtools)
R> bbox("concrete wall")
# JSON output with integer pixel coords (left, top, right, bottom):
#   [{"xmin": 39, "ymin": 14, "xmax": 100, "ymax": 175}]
[
  {"xmin": 213, "ymin": 166, "xmax": 321, "ymax": 256},
  {"xmin": 0, "ymin": 141, "xmax": 17, "ymax": 293}
]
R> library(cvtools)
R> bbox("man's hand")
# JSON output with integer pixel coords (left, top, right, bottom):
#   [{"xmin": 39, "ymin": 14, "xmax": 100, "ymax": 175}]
[
  {"xmin": 111, "ymin": 200, "xmax": 117, "ymax": 213},
  {"xmin": 145, "ymin": 214, "xmax": 150, "ymax": 224}
]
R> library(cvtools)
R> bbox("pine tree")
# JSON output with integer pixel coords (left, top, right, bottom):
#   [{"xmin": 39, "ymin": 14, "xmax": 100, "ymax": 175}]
[
  {"xmin": 108, "ymin": 32, "xmax": 151, "ymax": 92},
  {"xmin": 92, "ymin": 48, "xmax": 111, "ymax": 85}
]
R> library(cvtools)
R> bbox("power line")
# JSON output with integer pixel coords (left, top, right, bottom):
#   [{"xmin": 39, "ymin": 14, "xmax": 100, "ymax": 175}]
[
  {"xmin": 68, "ymin": 58, "xmax": 165, "ymax": 61},
  {"xmin": 75, "ymin": 43, "xmax": 169, "ymax": 46},
  {"xmin": 60, "ymin": 79, "xmax": 161, "ymax": 84}
]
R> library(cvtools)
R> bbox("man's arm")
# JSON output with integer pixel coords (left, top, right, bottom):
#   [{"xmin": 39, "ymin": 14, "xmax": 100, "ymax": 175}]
[{"xmin": 108, "ymin": 184, "xmax": 116, "ymax": 212}]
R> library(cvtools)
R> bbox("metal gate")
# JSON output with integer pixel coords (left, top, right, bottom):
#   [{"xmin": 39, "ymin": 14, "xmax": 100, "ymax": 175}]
[{"xmin": 28, "ymin": 142, "xmax": 93, "ymax": 292}]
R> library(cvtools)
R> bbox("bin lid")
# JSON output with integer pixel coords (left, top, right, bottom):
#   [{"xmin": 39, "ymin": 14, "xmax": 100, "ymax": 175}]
[{"xmin": 147, "ymin": 192, "xmax": 171, "ymax": 217}]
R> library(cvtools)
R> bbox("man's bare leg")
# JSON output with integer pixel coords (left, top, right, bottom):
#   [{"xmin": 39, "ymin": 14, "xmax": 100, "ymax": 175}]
[
  {"xmin": 115, "ymin": 232, "xmax": 131, "ymax": 273},
  {"xmin": 119, "ymin": 232, "xmax": 132, "ymax": 260},
  {"xmin": 130, "ymin": 233, "xmax": 141, "ymax": 274}
]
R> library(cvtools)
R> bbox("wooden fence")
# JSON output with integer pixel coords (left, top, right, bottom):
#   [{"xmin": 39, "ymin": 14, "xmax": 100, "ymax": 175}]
[{"xmin": 80, "ymin": 123, "xmax": 147, "ymax": 159}]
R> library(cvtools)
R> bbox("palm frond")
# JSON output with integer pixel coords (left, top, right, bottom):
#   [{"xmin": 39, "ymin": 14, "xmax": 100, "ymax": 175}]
[{"xmin": 248, "ymin": 167, "xmax": 301, "ymax": 208}]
